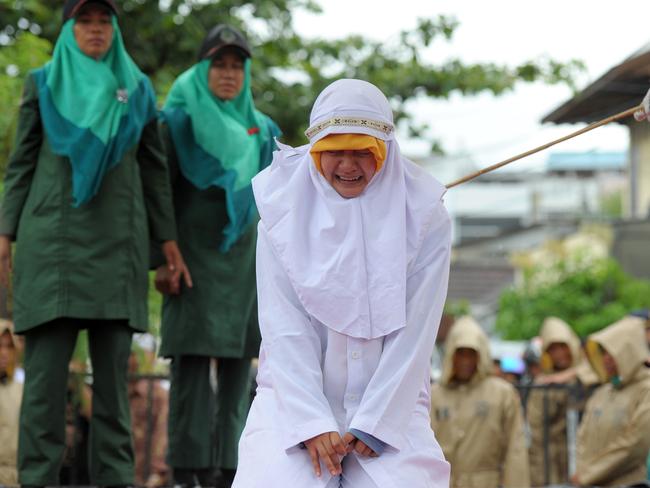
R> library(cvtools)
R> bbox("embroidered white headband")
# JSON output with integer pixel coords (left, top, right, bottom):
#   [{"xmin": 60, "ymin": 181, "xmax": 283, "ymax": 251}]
[{"xmin": 305, "ymin": 116, "xmax": 394, "ymax": 139}]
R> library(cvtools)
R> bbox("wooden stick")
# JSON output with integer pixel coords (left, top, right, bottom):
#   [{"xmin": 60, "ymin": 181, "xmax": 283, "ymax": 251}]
[{"xmin": 445, "ymin": 105, "xmax": 641, "ymax": 189}]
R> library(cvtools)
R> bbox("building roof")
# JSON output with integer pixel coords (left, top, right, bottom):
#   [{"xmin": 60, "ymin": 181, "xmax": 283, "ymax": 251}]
[
  {"xmin": 447, "ymin": 262, "xmax": 514, "ymax": 306},
  {"xmin": 543, "ymin": 43, "xmax": 650, "ymax": 124},
  {"xmin": 546, "ymin": 151, "xmax": 626, "ymax": 172}
]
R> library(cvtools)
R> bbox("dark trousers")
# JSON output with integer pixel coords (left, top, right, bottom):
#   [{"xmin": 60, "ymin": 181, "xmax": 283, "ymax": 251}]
[
  {"xmin": 167, "ymin": 355, "xmax": 252, "ymax": 470},
  {"xmin": 18, "ymin": 318, "xmax": 134, "ymax": 486}
]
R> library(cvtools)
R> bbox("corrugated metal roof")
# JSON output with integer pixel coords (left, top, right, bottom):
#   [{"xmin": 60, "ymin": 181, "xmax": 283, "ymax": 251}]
[
  {"xmin": 447, "ymin": 262, "xmax": 515, "ymax": 306},
  {"xmin": 543, "ymin": 43, "xmax": 650, "ymax": 125},
  {"xmin": 546, "ymin": 151, "xmax": 626, "ymax": 171}
]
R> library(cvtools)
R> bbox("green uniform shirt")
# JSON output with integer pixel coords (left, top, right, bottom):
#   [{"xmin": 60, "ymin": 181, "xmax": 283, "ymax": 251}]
[
  {"xmin": 0, "ymin": 74, "xmax": 177, "ymax": 333},
  {"xmin": 158, "ymin": 125, "xmax": 260, "ymax": 358}
]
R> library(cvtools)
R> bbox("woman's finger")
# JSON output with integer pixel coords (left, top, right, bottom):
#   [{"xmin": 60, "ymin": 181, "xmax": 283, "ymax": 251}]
[
  {"xmin": 181, "ymin": 263, "xmax": 194, "ymax": 288},
  {"xmin": 330, "ymin": 432, "xmax": 347, "ymax": 456},
  {"xmin": 355, "ymin": 440, "xmax": 374, "ymax": 457},
  {"xmin": 165, "ymin": 269, "xmax": 181, "ymax": 295},
  {"xmin": 355, "ymin": 443, "xmax": 364, "ymax": 455},
  {"xmin": 154, "ymin": 266, "xmax": 175, "ymax": 295},
  {"xmin": 342, "ymin": 432, "xmax": 355, "ymax": 447},
  {"xmin": 324, "ymin": 438, "xmax": 342, "ymax": 472},
  {"xmin": 307, "ymin": 445, "xmax": 321, "ymax": 477},
  {"xmin": 157, "ymin": 279, "xmax": 172, "ymax": 295},
  {"xmin": 317, "ymin": 442, "xmax": 341, "ymax": 476},
  {"xmin": 164, "ymin": 248, "xmax": 176, "ymax": 272},
  {"xmin": 162, "ymin": 241, "xmax": 180, "ymax": 272}
]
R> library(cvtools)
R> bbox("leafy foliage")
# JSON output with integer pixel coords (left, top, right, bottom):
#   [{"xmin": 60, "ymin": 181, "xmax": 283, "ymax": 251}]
[
  {"xmin": 0, "ymin": 0, "xmax": 585, "ymax": 331},
  {"xmin": 148, "ymin": 271, "xmax": 162, "ymax": 337},
  {"xmin": 1, "ymin": 0, "xmax": 584, "ymax": 152},
  {"xmin": 495, "ymin": 257, "xmax": 650, "ymax": 340},
  {"xmin": 0, "ymin": 31, "xmax": 51, "ymax": 174},
  {"xmin": 444, "ymin": 299, "xmax": 471, "ymax": 318},
  {"xmin": 600, "ymin": 190, "xmax": 623, "ymax": 218}
]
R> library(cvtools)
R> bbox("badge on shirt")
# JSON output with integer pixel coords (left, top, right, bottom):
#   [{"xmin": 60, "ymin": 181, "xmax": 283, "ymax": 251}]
[
  {"xmin": 435, "ymin": 407, "xmax": 450, "ymax": 421},
  {"xmin": 116, "ymin": 89, "xmax": 128, "ymax": 104},
  {"xmin": 475, "ymin": 400, "xmax": 490, "ymax": 418}
]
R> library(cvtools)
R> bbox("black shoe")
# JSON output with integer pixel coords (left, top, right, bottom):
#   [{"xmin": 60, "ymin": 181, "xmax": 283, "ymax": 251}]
[
  {"xmin": 220, "ymin": 469, "xmax": 235, "ymax": 488},
  {"xmin": 196, "ymin": 467, "xmax": 220, "ymax": 487},
  {"xmin": 174, "ymin": 468, "xmax": 198, "ymax": 487}
]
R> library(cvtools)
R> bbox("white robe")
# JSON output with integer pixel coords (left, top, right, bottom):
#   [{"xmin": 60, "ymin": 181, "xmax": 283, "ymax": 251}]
[{"xmin": 234, "ymin": 203, "xmax": 452, "ymax": 488}]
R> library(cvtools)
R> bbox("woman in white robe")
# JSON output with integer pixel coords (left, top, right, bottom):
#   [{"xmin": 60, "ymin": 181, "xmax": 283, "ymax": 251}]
[{"xmin": 233, "ymin": 79, "xmax": 452, "ymax": 488}]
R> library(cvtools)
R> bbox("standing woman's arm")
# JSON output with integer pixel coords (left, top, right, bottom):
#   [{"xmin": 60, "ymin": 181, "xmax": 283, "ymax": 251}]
[
  {"xmin": 138, "ymin": 110, "xmax": 192, "ymax": 292},
  {"xmin": 0, "ymin": 74, "xmax": 43, "ymax": 285},
  {"xmin": 137, "ymin": 115, "xmax": 177, "ymax": 244},
  {"xmin": 159, "ymin": 122, "xmax": 181, "ymax": 187},
  {"xmin": 149, "ymin": 121, "xmax": 180, "ymax": 271}
]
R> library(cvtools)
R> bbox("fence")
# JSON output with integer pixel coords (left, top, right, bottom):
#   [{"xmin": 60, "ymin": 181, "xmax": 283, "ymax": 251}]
[
  {"xmin": 516, "ymin": 382, "xmax": 596, "ymax": 487},
  {"xmin": 59, "ymin": 376, "xmax": 645, "ymax": 488},
  {"xmin": 63, "ymin": 372, "xmax": 170, "ymax": 486}
]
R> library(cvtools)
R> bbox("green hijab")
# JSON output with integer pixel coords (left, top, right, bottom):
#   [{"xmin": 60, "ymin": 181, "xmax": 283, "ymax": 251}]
[
  {"xmin": 162, "ymin": 58, "xmax": 280, "ymax": 251},
  {"xmin": 35, "ymin": 16, "xmax": 156, "ymax": 205}
]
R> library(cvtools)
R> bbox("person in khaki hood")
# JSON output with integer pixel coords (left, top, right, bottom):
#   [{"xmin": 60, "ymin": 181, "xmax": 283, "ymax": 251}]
[
  {"xmin": 527, "ymin": 316, "xmax": 587, "ymax": 486},
  {"xmin": 430, "ymin": 316, "xmax": 530, "ymax": 488},
  {"xmin": 572, "ymin": 316, "xmax": 650, "ymax": 487},
  {"xmin": 0, "ymin": 319, "xmax": 22, "ymax": 486}
]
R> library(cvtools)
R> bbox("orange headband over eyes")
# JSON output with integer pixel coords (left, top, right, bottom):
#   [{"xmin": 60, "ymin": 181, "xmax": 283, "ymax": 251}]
[{"xmin": 310, "ymin": 134, "xmax": 387, "ymax": 175}]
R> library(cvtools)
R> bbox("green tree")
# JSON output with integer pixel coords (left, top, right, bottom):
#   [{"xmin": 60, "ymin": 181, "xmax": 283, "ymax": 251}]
[
  {"xmin": 495, "ymin": 257, "xmax": 650, "ymax": 340},
  {"xmin": 444, "ymin": 298, "xmax": 471, "ymax": 318},
  {"xmin": 1, "ymin": 0, "xmax": 584, "ymax": 151},
  {"xmin": 0, "ymin": 31, "xmax": 51, "ymax": 174},
  {"xmin": 600, "ymin": 190, "xmax": 623, "ymax": 218},
  {"xmin": 1, "ymin": 0, "xmax": 585, "ymax": 331}
]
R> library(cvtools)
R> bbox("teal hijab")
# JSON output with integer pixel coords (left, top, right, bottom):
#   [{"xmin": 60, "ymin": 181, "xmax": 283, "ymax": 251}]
[
  {"xmin": 34, "ymin": 16, "xmax": 156, "ymax": 206},
  {"xmin": 162, "ymin": 58, "xmax": 280, "ymax": 252}
]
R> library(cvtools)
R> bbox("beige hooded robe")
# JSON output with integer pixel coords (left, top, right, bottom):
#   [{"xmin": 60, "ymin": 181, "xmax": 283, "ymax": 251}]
[
  {"xmin": 575, "ymin": 316, "xmax": 650, "ymax": 487},
  {"xmin": 527, "ymin": 316, "xmax": 582, "ymax": 486},
  {"xmin": 0, "ymin": 320, "xmax": 22, "ymax": 486},
  {"xmin": 430, "ymin": 316, "xmax": 530, "ymax": 488}
]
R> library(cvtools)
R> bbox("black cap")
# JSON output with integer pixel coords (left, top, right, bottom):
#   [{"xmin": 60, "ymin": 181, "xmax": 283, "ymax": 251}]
[
  {"xmin": 198, "ymin": 24, "xmax": 251, "ymax": 61},
  {"xmin": 63, "ymin": 0, "xmax": 118, "ymax": 22}
]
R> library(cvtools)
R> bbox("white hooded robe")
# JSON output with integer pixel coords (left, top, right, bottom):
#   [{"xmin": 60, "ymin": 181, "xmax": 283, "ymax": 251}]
[{"xmin": 233, "ymin": 79, "xmax": 452, "ymax": 488}]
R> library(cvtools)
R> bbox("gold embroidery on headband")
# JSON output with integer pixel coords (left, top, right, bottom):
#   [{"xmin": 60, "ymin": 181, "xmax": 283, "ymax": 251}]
[{"xmin": 305, "ymin": 117, "xmax": 394, "ymax": 139}]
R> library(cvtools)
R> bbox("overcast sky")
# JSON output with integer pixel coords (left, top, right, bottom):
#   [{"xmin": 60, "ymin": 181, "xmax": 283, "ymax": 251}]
[{"xmin": 293, "ymin": 0, "xmax": 650, "ymax": 178}]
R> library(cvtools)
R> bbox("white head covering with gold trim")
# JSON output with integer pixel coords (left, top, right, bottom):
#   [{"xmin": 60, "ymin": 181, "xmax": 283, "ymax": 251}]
[{"xmin": 252, "ymin": 79, "xmax": 447, "ymax": 339}]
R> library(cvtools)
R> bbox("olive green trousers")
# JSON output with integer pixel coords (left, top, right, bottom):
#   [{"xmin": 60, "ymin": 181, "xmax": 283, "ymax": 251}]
[
  {"xmin": 18, "ymin": 318, "xmax": 133, "ymax": 486},
  {"xmin": 167, "ymin": 355, "xmax": 252, "ymax": 470}
]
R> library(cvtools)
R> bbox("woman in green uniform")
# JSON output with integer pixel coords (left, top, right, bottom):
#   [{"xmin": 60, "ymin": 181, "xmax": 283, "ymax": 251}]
[
  {"xmin": 0, "ymin": 1, "xmax": 189, "ymax": 486},
  {"xmin": 157, "ymin": 24, "xmax": 280, "ymax": 488}
]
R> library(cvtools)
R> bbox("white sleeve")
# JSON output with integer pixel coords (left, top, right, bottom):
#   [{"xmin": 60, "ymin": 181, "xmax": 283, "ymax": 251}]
[
  {"xmin": 256, "ymin": 223, "xmax": 340, "ymax": 451},
  {"xmin": 349, "ymin": 203, "xmax": 451, "ymax": 451}
]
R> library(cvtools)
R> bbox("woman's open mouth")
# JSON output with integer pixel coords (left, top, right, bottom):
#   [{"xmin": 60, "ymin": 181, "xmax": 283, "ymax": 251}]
[{"xmin": 336, "ymin": 175, "xmax": 362, "ymax": 182}]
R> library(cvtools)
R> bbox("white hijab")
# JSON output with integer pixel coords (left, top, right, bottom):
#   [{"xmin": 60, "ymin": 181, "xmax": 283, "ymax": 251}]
[{"xmin": 253, "ymin": 79, "xmax": 447, "ymax": 340}]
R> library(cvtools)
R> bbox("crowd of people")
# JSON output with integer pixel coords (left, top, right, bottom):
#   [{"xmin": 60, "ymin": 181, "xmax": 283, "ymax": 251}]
[
  {"xmin": 1, "ymin": 0, "xmax": 650, "ymax": 487},
  {"xmin": 433, "ymin": 312, "xmax": 650, "ymax": 488},
  {"xmin": 2, "ymin": 310, "xmax": 649, "ymax": 487}
]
